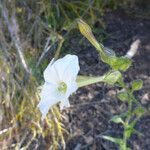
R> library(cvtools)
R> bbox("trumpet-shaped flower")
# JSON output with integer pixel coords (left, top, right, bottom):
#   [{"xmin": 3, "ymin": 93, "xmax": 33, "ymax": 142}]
[{"xmin": 38, "ymin": 54, "xmax": 80, "ymax": 119}]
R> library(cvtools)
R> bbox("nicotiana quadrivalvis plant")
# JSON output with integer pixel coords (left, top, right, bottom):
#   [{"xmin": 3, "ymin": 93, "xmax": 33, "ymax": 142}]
[
  {"xmin": 37, "ymin": 19, "xmax": 146, "ymax": 150},
  {"xmin": 37, "ymin": 41, "xmax": 122, "ymax": 149},
  {"xmin": 77, "ymin": 19, "xmax": 146, "ymax": 150}
]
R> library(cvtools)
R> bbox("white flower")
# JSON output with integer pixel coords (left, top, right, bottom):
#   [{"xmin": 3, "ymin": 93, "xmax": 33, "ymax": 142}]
[{"xmin": 38, "ymin": 54, "xmax": 80, "ymax": 119}]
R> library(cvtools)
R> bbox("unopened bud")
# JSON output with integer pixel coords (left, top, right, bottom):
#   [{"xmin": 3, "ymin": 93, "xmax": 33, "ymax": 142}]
[{"xmin": 77, "ymin": 19, "xmax": 102, "ymax": 52}]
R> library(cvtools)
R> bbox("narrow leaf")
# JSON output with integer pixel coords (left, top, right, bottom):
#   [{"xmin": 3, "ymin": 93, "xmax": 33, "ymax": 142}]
[
  {"xmin": 133, "ymin": 106, "xmax": 147, "ymax": 117},
  {"xmin": 101, "ymin": 135, "xmax": 123, "ymax": 145},
  {"xmin": 110, "ymin": 116, "xmax": 124, "ymax": 124}
]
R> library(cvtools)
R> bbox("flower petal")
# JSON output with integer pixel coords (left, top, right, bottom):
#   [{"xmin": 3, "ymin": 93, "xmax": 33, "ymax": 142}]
[
  {"xmin": 52, "ymin": 54, "xmax": 80, "ymax": 82},
  {"xmin": 40, "ymin": 54, "xmax": 80, "ymax": 120},
  {"xmin": 60, "ymin": 98, "xmax": 70, "ymax": 110},
  {"xmin": 43, "ymin": 58, "xmax": 59, "ymax": 84},
  {"xmin": 66, "ymin": 81, "xmax": 78, "ymax": 97},
  {"xmin": 37, "ymin": 82, "xmax": 59, "ymax": 119}
]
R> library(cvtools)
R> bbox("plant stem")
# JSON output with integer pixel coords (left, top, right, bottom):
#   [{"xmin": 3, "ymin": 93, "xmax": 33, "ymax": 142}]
[
  {"xmin": 119, "ymin": 80, "xmax": 133, "ymax": 150},
  {"xmin": 123, "ymin": 132, "xmax": 127, "ymax": 150}
]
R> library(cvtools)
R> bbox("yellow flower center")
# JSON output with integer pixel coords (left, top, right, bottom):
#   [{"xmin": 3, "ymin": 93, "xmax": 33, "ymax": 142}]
[{"xmin": 57, "ymin": 82, "xmax": 67, "ymax": 94}]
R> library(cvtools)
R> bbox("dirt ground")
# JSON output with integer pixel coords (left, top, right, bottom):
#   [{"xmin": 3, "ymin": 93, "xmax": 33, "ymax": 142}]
[{"xmin": 64, "ymin": 11, "xmax": 150, "ymax": 150}]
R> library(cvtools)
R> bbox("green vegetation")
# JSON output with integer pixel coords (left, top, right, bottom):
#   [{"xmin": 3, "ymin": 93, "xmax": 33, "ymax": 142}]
[
  {"xmin": 77, "ymin": 19, "xmax": 146, "ymax": 150},
  {"xmin": 0, "ymin": 0, "xmax": 148, "ymax": 149}
]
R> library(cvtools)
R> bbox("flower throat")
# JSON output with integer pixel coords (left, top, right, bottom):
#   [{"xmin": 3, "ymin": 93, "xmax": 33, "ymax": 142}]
[{"xmin": 58, "ymin": 82, "xmax": 67, "ymax": 94}]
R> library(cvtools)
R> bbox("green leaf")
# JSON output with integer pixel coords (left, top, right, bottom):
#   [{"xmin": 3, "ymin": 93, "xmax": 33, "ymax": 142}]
[
  {"xmin": 103, "ymin": 71, "xmax": 122, "ymax": 85},
  {"xmin": 101, "ymin": 135, "xmax": 123, "ymax": 145},
  {"xmin": 127, "ymin": 120, "xmax": 144, "ymax": 137},
  {"xmin": 111, "ymin": 56, "xmax": 132, "ymax": 71},
  {"xmin": 110, "ymin": 115, "xmax": 124, "ymax": 124},
  {"xmin": 99, "ymin": 54, "xmax": 132, "ymax": 72},
  {"xmin": 133, "ymin": 106, "xmax": 146, "ymax": 117},
  {"xmin": 125, "ymin": 125, "xmax": 134, "ymax": 139},
  {"xmin": 131, "ymin": 79, "xmax": 143, "ymax": 91},
  {"xmin": 117, "ymin": 91, "xmax": 129, "ymax": 102},
  {"xmin": 133, "ymin": 129, "xmax": 144, "ymax": 137}
]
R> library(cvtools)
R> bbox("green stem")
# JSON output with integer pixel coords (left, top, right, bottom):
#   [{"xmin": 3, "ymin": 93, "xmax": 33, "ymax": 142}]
[
  {"xmin": 118, "ymin": 80, "xmax": 133, "ymax": 150},
  {"xmin": 122, "ymin": 129, "xmax": 127, "ymax": 150}
]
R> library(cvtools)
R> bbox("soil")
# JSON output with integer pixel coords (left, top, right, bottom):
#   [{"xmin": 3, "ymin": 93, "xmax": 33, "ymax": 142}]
[{"xmin": 64, "ymin": 11, "xmax": 150, "ymax": 150}]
